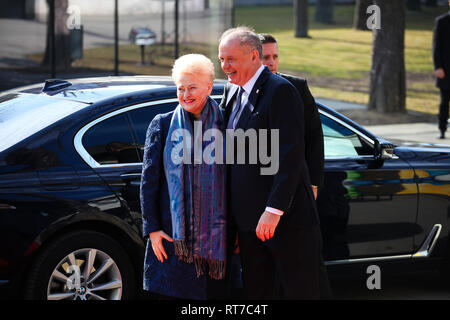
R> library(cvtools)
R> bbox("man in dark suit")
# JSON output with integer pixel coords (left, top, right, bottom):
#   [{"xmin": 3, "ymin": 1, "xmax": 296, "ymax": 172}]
[
  {"xmin": 433, "ymin": 1, "xmax": 450, "ymax": 139},
  {"xmin": 258, "ymin": 33, "xmax": 324, "ymax": 199},
  {"xmin": 258, "ymin": 33, "xmax": 332, "ymax": 299},
  {"xmin": 218, "ymin": 27, "xmax": 324, "ymax": 299}
]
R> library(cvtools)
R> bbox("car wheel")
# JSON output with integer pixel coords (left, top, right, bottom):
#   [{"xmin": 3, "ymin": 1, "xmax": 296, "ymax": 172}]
[{"xmin": 25, "ymin": 230, "xmax": 136, "ymax": 300}]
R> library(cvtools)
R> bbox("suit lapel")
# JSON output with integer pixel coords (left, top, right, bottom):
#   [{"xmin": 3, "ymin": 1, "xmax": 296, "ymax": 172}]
[
  {"xmin": 222, "ymin": 83, "xmax": 238, "ymax": 123},
  {"xmin": 226, "ymin": 84, "xmax": 239, "ymax": 108},
  {"xmin": 236, "ymin": 66, "xmax": 271, "ymax": 130}
]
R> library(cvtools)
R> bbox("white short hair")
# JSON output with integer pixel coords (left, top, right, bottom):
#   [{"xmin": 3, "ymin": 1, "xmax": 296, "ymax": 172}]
[{"xmin": 171, "ymin": 54, "xmax": 215, "ymax": 84}]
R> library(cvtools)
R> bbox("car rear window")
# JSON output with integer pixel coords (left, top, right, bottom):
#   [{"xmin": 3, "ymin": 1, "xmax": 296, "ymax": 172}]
[{"xmin": 0, "ymin": 93, "xmax": 87, "ymax": 152}]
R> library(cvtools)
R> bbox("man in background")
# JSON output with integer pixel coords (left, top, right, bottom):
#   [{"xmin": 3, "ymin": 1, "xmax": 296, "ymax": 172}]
[
  {"xmin": 432, "ymin": 1, "xmax": 450, "ymax": 139},
  {"xmin": 259, "ymin": 33, "xmax": 332, "ymax": 299},
  {"xmin": 258, "ymin": 33, "xmax": 324, "ymax": 198}
]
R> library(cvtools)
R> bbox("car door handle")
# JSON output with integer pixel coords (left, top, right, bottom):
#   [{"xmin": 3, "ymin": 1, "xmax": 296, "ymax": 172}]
[{"xmin": 120, "ymin": 173, "xmax": 142, "ymax": 186}]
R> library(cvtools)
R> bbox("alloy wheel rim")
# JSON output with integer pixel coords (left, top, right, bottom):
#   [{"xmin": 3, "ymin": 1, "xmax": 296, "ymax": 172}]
[{"xmin": 46, "ymin": 248, "xmax": 123, "ymax": 300}]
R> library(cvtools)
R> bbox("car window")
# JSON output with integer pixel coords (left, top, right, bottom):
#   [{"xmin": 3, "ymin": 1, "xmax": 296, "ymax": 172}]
[
  {"xmin": 0, "ymin": 94, "xmax": 87, "ymax": 153},
  {"xmin": 127, "ymin": 102, "xmax": 178, "ymax": 158},
  {"xmin": 320, "ymin": 114, "xmax": 373, "ymax": 158},
  {"xmin": 82, "ymin": 113, "xmax": 140, "ymax": 165}
]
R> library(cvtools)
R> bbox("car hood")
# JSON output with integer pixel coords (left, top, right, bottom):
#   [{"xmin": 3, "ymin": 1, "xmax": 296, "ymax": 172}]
[
  {"xmin": 390, "ymin": 138, "xmax": 450, "ymax": 153},
  {"xmin": 389, "ymin": 138, "xmax": 450, "ymax": 166}
]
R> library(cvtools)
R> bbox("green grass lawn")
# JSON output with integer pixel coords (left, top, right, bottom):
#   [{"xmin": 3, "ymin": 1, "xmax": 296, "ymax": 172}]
[
  {"xmin": 28, "ymin": 42, "xmax": 217, "ymax": 76},
  {"xmin": 235, "ymin": 4, "xmax": 448, "ymax": 114}
]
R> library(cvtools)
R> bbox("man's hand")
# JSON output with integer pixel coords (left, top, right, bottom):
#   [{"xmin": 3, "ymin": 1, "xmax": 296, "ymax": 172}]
[
  {"xmin": 234, "ymin": 234, "xmax": 240, "ymax": 254},
  {"xmin": 435, "ymin": 68, "xmax": 445, "ymax": 79},
  {"xmin": 256, "ymin": 211, "xmax": 281, "ymax": 242},
  {"xmin": 149, "ymin": 230, "xmax": 173, "ymax": 263},
  {"xmin": 312, "ymin": 185, "xmax": 318, "ymax": 200}
]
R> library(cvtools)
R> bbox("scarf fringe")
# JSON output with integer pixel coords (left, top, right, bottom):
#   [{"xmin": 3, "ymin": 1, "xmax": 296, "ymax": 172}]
[
  {"xmin": 207, "ymin": 258, "xmax": 226, "ymax": 280},
  {"xmin": 173, "ymin": 240, "xmax": 193, "ymax": 263},
  {"xmin": 174, "ymin": 240, "xmax": 226, "ymax": 280},
  {"xmin": 194, "ymin": 257, "xmax": 226, "ymax": 280}
]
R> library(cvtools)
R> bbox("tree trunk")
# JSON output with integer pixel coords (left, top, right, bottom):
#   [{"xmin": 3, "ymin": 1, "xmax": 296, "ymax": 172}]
[
  {"xmin": 315, "ymin": 0, "xmax": 334, "ymax": 24},
  {"xmin": 42, "ymin": 0, "xmax": 71, "ymax": 69},
  {"xmin": 369, "ymin": 0, "xmax": 406, "ymax": 113},
  {"xmin": 294, "ymin": 0, "xmax": 309, "ymax": 38},
  {"xmin": 353, "ymin": 0, "xmax": 373, "ymax": 30},
  {"xmin": 406, "ymin": 0, "xmax": 421, "ymax": 11}
]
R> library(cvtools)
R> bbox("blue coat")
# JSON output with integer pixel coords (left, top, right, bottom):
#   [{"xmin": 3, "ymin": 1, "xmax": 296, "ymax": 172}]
[{"xmin": 140, "ymin": 111, "xmax": 208, "ymax": 300}]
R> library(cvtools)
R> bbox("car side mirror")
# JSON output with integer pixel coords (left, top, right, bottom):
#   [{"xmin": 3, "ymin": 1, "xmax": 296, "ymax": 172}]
[{"xmin": 374, "ymin": 139, "xmax": 395, "ymax": 160}]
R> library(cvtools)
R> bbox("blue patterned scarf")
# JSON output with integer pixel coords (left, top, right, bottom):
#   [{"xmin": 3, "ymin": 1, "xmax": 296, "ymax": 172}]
[{"xmin": 163, "ymin": 97, "xmax": 227, "ymax": 280}]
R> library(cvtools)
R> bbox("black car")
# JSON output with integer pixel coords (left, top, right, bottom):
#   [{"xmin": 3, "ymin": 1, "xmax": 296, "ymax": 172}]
[{"xmin": 0, "ymin": 76, "xmax": 449, "ymax": 300}]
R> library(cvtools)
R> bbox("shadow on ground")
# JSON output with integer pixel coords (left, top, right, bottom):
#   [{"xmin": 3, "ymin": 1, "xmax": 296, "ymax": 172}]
[{"xmin": 330, "ymin": 269, "xmax": 450, "ymax": 300}]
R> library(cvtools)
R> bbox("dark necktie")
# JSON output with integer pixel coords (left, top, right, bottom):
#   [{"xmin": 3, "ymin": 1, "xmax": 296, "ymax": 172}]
[{"xmin": 227, "ymin": 86, "xmax": 244, "ymax": 130}]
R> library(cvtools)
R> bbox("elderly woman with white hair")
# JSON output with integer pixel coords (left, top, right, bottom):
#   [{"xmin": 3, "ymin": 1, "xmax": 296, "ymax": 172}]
[{"xmin": 140, "ymin": 54, "xmax": 227, "ymax": 299}]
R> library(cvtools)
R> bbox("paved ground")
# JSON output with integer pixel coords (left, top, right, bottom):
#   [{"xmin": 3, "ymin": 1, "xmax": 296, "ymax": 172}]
[
  {"xmin": 365, "ymin": 122, "xmax": 449, "ymax": 146},
  {"xmin": 317, "ymin": 98, "xmax": 450, "ymax": 146},
  {"xmin": 330, "ymin": 270, "xmax": 450, "ymax": 300}
]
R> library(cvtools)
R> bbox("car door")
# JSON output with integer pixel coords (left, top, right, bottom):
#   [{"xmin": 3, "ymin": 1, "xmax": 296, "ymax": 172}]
[
  {"xmin": 317, "ymin": 111, "xmax": 418, "ymax": 263},
  {"xmin": 76, "ymin": 98, "xmax": 179, "ymax": 230},
  {"xmin": 123, "ymin": 100, "xmax": 179, "ymax": 213}
]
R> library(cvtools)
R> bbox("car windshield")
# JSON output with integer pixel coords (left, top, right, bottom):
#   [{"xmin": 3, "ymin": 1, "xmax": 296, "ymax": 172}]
[{"xmin": 0, "ymin": 93, "xmax": 88, "ymax": 152}]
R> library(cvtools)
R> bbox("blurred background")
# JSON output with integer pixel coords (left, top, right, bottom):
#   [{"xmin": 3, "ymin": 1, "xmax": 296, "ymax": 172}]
[
  {"xmin": 0, "ymin": 0, "xmax": 449, "ymax": 119},
  {"xmin": 0, "ymin": 0, "xmax": 233, "ymax": 89}
]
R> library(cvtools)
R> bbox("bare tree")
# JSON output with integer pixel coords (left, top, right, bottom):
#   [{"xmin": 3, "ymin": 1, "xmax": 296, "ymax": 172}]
[
  {"xmin": 369, "ymin": 0, "xmax": 406, "ymax": 113},
  {"xmin": 42, "ymin": 0, "xmax": 71, "ymax": 69},
  {"xmin": 315, "ymin": 0, "xmax": 334, "ymax": 24},
  {"xmin": 353, "ymin": 0, "xmax": 373, "ymax": 30},
  {"xmin": 406, "ymin": 0, "xmax": 421, "ymax": 11},
  {"xmin": 294, "ymin": 0, "xmax": 309, "ymax": 38}
]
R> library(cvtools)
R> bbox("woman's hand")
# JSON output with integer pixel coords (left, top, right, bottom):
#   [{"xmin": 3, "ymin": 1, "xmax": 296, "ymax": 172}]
[{"xmin": 149, "ymin": 230, "xmax": 173, "ymax": 263}]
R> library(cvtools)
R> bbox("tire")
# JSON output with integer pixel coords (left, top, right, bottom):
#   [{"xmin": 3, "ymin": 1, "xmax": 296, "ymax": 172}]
[{"xmin": 25, "ymin": 230, "xmax": 136, "ymax": 300}]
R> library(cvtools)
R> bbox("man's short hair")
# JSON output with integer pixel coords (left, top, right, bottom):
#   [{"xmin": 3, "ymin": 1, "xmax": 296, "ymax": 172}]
[
  {"xmin": 258, "ymin": 33, "xmax": 278, "ymax": 45},
  {"xmin": 219, "ymin": 26, "xmax": 262, "ymax": 59}
]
